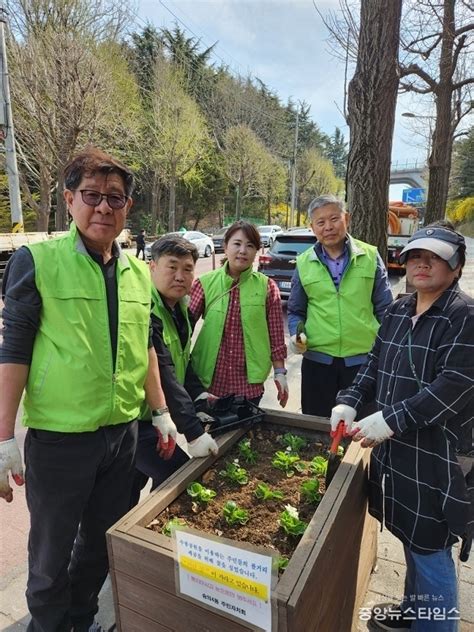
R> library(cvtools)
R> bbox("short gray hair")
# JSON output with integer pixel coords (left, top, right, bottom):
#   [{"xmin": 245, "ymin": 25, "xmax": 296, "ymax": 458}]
[{"xmin": 308, "ymin": 195, "xmax": 346, "ymax": 219}]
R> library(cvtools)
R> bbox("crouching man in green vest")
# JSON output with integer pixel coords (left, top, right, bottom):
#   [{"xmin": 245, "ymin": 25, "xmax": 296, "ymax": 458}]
[
  {"xmin": 131, "ymin": 235, "xmax": 218, "ymax": 507},
  {"xmin": 0, "ymin": 147, "xmax": 179, "ymax": 632},
  {"xmin": 288, "ymin": 194, "xmax": 393, "ymax": 418}
]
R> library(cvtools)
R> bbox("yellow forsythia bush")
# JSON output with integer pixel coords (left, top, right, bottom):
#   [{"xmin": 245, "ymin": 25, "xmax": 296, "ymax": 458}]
[{"xmin": 446, "ymin": 197, "xmax": 474, "ymax": 224}]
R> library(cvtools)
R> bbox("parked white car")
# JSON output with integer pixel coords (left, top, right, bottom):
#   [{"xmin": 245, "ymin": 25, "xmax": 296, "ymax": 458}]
[
  {"xmin": 257, "ymin": 225, "xmax": 284, "ymax": 247},
  {"xmin": 145, "ymin": 231, "xmax": 215, "ymax": 260}
]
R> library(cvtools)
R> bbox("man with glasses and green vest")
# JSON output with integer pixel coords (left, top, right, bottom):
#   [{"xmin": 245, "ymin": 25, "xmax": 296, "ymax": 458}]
[
  {"xmin": 288, "ymin": 194, "xmax": 392, "ymax": 418},
  {"xmin": 0, "ymin": 147, "xmax": 179, "ymax": 632},
  {"xmin": 131, "ymin": 235, "xmax": 218, "ymax": 506}
]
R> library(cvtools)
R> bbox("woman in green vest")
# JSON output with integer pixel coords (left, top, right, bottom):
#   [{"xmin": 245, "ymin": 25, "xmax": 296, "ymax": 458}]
[{"xmin": 189, "ymin": 220, "xmax": 289, "ymax": 406}]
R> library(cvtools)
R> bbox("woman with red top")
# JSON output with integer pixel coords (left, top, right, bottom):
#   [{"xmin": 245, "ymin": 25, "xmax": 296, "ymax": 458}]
[{"xmin": 189, "ymin": 220, "xmax": 288, "ymax": 406}]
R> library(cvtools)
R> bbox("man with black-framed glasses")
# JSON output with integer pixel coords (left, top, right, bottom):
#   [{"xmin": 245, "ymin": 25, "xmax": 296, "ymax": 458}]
[{"xmin": 0, "ymin": 146, "xmax": 178, "ymax": 632}]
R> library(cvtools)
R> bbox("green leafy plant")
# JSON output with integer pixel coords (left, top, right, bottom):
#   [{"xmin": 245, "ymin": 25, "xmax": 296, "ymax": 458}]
[
  {"xmin": 161, "ymin": 517, "xmax": 187, "ymax": 537},
  {"xmin": 300, "ymin": 478, "xmax": 321, "ymax": 504},
  {"xmin": 186, "ymin": 482, "xmax": 216, "ymax": 504},
  {"xmin": 238, "ymin": 439, "xmax": 259, "ymax": 464},
  {"xmin": 272, "ymin": 449, "xmax": 305, "ymax": 477},
  {"xmin": 222, "ymin": 501, "xmax": 250, "ymax": 526},
  {"xmin": 277, "ymin": 556, "xmax": 289, "ymax": 571},
  {"xmin": 279, "ymin": 505, "xmax": 308, "ymax": 537},
  {"xmin": 254, "ymin": 482, "xmax": 284, "ymax": 502},
  {"xmin": 280, "ymin": 432, "xmax": 307, "ymax": 453},
  {"xmin": 309, "ymin": 455, "xmax": 328, "ymax": 475},
  {"xmin": 219, "ymin": 460, "xmax": 249, "ymax": 485}
]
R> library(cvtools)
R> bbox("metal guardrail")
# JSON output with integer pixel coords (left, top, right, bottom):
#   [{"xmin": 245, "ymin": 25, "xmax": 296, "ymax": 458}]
[{"xmin": 391, "ymin": 160, "xmax": 426, "ymax": 171}]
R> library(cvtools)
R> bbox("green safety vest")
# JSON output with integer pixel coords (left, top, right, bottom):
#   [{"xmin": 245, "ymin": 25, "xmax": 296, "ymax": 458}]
[
  {"xmin": 191, "ymin": 263, "xmax": 272, "ymax": 388},
  {"xmin": 151, "ymin": 287, "xmax": 191, "ymax": 385},
  {"xmin": 296, "ymin": 237, "xmax": 379, "ymax": 357},
  {"xmin": 24, "ymin": 223, "xmax": 151, "ymax": 432},
  {"xmin": 138, "ymin": 288, "xmax": 193, "ymax": 421}
]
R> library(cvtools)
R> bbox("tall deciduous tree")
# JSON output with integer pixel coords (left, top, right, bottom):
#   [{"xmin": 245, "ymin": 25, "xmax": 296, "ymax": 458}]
[
  {"xmin": 7, "ymin": 0, "xmax": 135, "ymax": 230},
  {"xmin": 148, "ymin": 61, "xmax": 210, "ymax": 231},
  {"xmin": 399, "ymin": 0, "xmax": 473, "ymax": 223},
  {"xmin": 318, "ymin": 0, "xmax": 473, "ymax": 225},
  {"xmin": 346, "ymin": 0, "xmax": 402, "ymax": 259},
  {"xmin": 296, "ymin": 148, "xmax": 342, "ymax": 224},
  {"xmin": 257, "ymin": 154, "xmax": 287, "ymax": 224},
  {"xmin": 222, "ymin": 124, "xmax": 268, "ymax": 219}
]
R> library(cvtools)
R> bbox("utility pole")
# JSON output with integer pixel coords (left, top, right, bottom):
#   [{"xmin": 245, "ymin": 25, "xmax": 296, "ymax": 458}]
[
  {"xmin": 289, "ymin": 107, "xmax": 299, "ymax": 228},
  {"xmin": 0, "ymin": 1, "xmax": 23, "ymax": 232}
]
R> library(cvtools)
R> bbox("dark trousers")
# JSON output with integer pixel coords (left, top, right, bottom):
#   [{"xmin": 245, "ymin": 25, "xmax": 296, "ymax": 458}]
[
  {"xmin": 130, "ymin": 421, "xmax": 190, "ymax": 508},
  {"xmin": 301, "ymin": 357, "xmax": 375, "ymax": 418},
  {"xmin": 136, "ymin": 246, "xmax": 145, "ymax": 260},
  {"xmin": 24, "ymin": 422, "xmax": 138, "ymax": 632}
]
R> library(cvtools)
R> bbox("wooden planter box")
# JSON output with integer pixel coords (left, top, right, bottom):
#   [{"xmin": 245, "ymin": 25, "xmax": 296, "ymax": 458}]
[{"xmin": 107, "ymin": 411, "xmax": 377, "ymax": 632}]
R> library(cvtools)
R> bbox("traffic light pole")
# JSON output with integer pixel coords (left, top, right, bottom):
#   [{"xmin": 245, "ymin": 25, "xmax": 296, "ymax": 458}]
[{"xmin": 0, "ymin": 1, "xmax": 23, "ymax": 232}]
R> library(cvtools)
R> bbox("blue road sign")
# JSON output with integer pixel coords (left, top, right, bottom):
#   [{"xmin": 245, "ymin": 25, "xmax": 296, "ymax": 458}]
[{"xmin": 402, "ymin": 188, "xmax": 426, "ymax": 205}]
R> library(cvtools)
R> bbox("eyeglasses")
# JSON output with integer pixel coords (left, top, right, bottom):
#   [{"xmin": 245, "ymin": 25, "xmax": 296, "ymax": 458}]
[{"xmin": 78, "ymin": 189, "xmax": 128, "ymax": 210}]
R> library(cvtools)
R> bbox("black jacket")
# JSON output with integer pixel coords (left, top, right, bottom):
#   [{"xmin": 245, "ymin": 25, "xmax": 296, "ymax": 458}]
[
  {"xmin": 148, "ymin": 310, "xmax": 204, "ymax": 442},
  {"xmin": 337, "ymin": 283, "xmax": 473, "ymax": 554}
]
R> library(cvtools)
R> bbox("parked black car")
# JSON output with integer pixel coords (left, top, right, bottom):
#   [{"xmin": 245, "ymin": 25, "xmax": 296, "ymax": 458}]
[
  {"xmin": 257, "ymin": 229, "xmax": 316, "ymax": 299},
  {"xmin": 211, "ymin": 227, "xmax": 228, "ymax": 253}
]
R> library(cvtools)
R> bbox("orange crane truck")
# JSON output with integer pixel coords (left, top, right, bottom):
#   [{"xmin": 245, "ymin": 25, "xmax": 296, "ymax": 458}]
[{"xmin": 387, "ymin": 202, "xmax": 419, "ymax": 272}]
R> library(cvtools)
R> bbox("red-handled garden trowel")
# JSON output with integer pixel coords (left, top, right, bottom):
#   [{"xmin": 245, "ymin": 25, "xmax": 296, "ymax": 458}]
[{"xmin": 325, "ymin": 421, "xmax": 345, "ymax": 488}]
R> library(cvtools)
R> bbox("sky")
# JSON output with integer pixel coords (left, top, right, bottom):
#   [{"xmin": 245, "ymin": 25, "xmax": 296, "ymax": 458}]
[{"xmin": 134, "ymin": 0, "xmax": 436, "ymax": 199}]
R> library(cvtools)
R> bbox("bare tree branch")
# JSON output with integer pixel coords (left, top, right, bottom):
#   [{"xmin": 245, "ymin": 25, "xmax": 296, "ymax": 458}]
[
  {"xmin": 453, "ymin": 76, "xmax": 474, "ymax": 89},
  {"xmin": 399, "ymin": 63, "xmax": 439, "ymax": 90}
]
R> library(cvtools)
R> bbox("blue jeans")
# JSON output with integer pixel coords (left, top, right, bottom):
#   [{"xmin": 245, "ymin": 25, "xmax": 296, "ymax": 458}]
[{"xmin": 402, "ymin": 546, "xmax": 459, "ymax": 631}]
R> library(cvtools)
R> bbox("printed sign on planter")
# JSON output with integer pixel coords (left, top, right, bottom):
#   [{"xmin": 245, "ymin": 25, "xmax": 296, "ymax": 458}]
[{"xmin": 173, "ymin": 526, "xmax": 278, "ymax": 631}]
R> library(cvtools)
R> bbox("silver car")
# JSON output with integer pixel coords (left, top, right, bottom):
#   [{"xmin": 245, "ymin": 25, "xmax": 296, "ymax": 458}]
[
  {"xmin": 145, "ymin": 231, "xmax": 215, "ymax": 260},
  {"xmin": 257, "ymin": 225, "xmax": 283, "ymax": 247}
]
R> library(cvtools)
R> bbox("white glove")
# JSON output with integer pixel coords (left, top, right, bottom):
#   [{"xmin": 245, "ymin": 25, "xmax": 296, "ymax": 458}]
[
  {"xmin": 274, "ymin": 373, "xmax": 289, "ymax": 408},
  {"xmin": 330, "ymin": 404, "xmax": 357, "ymax": 435},
  {"xmin": 194, "ymin": 392, "xmax": 218, "ymax": 403},
  {"xmin": 187, "ymin": 432, "xmax": 219, "ymax": 457},
  {"xmin": 351, "ymin": 411, "xmax": 394, "ymax": 444},
  {"xmin": 0, "ymin": 438, "xmax": 24, "ymax": 503},
  {"xmin": 289, "ymin": 332, "xmax": 307, "ymax": 354},
  {"xmin": 152, "ymin": 411, "xmax": 178, "ymax": 459}
]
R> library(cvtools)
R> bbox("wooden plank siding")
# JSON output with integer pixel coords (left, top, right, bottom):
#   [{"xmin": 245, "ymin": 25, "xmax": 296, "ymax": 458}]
[{"xmin": 107, "ymin": 411, "xmax": 377, "ymax": 631}]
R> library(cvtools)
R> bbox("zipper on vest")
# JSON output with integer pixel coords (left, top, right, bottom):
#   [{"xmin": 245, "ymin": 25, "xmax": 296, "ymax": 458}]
[
  {"xmin": 336, "ymin": 291, "xmax": 342, "ymax": 357},
  {"xmin": 96, "ymin": 263, "xmax": 116, "ymax": 419}
]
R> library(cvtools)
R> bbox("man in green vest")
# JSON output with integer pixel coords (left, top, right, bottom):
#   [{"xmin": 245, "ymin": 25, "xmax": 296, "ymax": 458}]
[
  {"xmin": 288, "ymin": 194, "xmax": 392, "ymax": 418},
  {"xmin": 131, "ymin": 235, "xmax": 218, "ymax": 506},
  {"xmin": 0, "ymin": 147, "xmax": 179, "ymax": 632}
]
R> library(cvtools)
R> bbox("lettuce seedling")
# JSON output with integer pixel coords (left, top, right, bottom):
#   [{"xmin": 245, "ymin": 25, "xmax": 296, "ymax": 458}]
[
  {"xmin": 280, "ymin": 432, "xmax": 307, "ymax": 453},
  {"xmin": 186, "ymin": 482, "xmax": 216, "ymax": 504},
  {"xmin": 277, "ymin": 556, "xmax": 289, "ymax": 571},
  {"xmin": 272, "ymin": 449, "xmax": 305, "ymax": 477},
  {"xmin": 222, "ymin": 501, "xmax": 250, "ymax": 526},
  {"xmin": 309, "ymin": 455, "xmax": 328, "ymax": 476},
  {"xmin": 300, "ymin": 478, "xmax": 321, "ymax": 504},
  {"xmin": 279, "ymin": 505, "xmax": 308, "ymax": 536},
  {"xmin": 219, "ymin": 460, "xmax": 249, "ymax": 485},
  {"xmin": 161, "ymin": 517, "xmax": 187, "ymax": 537},
  {"xmin": 238, "ymin": 439, "xmax": 259, "ymax": 464},
  {"xmin": 254, "ymin": 482, "xmax": 284, "ymax": 501}
]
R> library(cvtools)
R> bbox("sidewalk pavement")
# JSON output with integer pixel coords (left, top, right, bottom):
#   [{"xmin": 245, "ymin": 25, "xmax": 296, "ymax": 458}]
[{"xmin": 1, "ymin": 246, "xmax": 473, "ymax": 631}]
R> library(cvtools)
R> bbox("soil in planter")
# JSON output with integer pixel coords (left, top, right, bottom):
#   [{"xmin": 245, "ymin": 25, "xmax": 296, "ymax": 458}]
[{"xmin": 148, "ymin": 425, "xmax": 335, "ymax": 563}]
